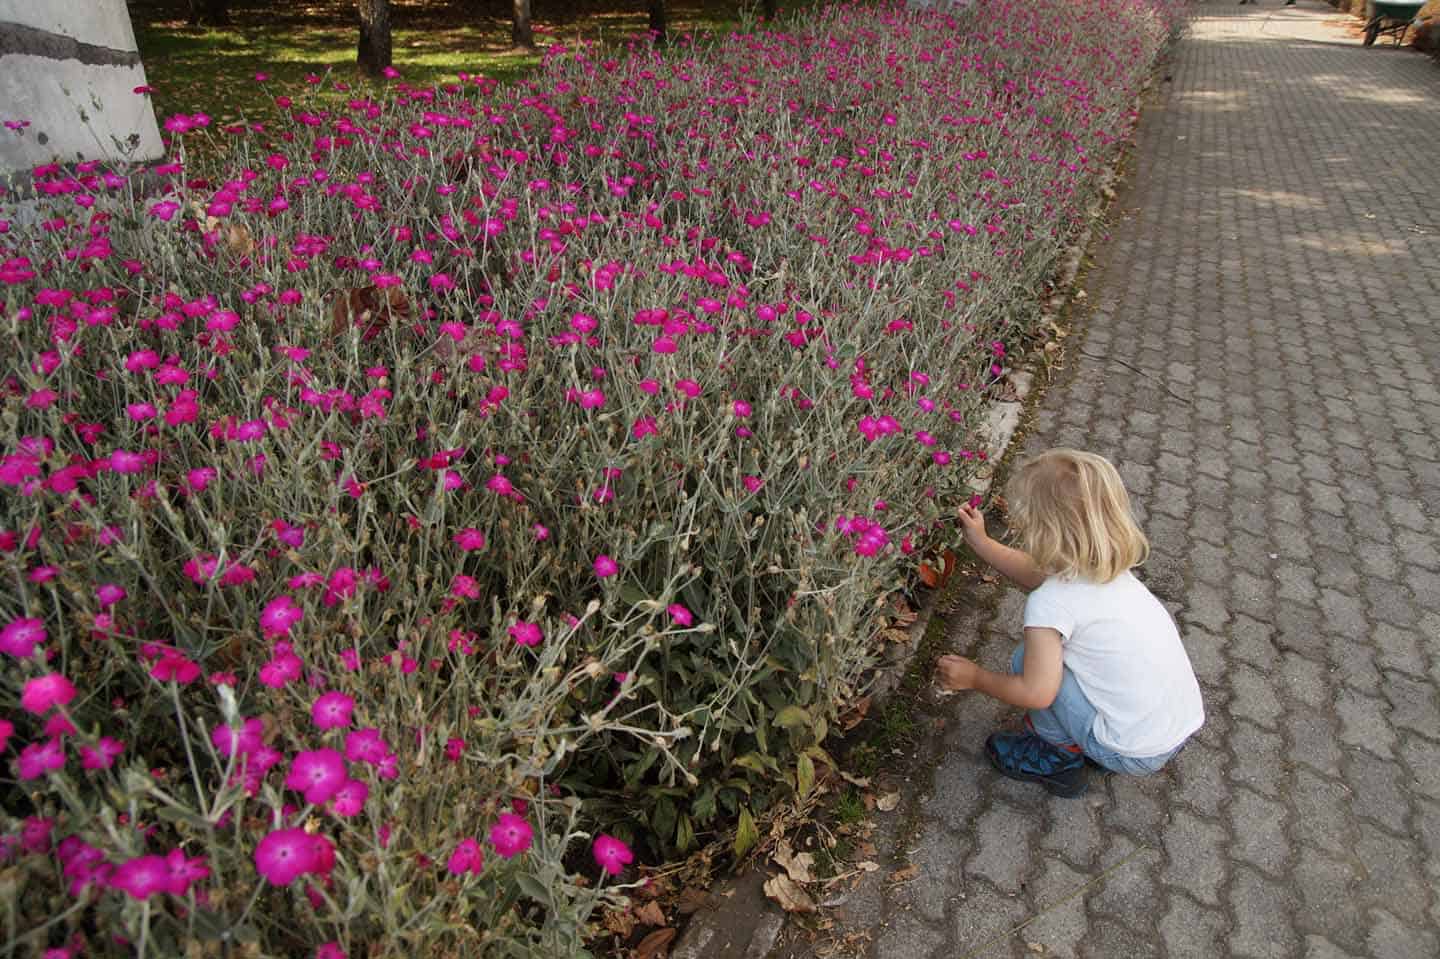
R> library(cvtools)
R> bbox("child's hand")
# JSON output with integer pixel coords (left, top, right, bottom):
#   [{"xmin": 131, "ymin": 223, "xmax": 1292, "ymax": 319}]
[
  {"xmin": 936, "ymin": 654, "xmax": 980, "ymax": 691},
  {"xmin": 957, "ymin": 503, "xmax": 989, "ymax": 548}
]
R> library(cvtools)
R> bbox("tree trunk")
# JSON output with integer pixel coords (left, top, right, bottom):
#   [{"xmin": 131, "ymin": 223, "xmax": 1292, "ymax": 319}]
[
  {"xmin": 357, "ymin": 0, "xmax": 392, "ymax": 76},
  {"xmin": 189, "ymin": 0, "xmax": 231, "ymax": 26},
  {"xmin": 512, "ymin": 0, "xmax": 535, "ymax": 50},
  {"xmin": 760, "ymin": 0, "xmax": 778, "ymax": 21},
  {"xmin": 648, "ymin": 0, "xmax": 667, "ymax": 44}
]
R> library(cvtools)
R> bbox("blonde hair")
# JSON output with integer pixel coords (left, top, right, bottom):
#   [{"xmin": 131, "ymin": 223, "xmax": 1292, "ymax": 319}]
[{"xmin": 1005, "ymin": 449, "xmax": 1148, "ymax": 583}]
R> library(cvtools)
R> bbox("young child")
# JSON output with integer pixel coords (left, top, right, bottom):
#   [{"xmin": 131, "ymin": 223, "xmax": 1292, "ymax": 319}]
[{"xmin": 936, "ymin": 449, "xmax": 1204, "ymax": 798}]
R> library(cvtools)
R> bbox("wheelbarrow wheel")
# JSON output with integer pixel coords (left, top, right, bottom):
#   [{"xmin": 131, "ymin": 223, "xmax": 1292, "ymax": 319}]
[{"xmin": 1364, "ymin": 18, "xmax": 1380, "ymax": 45}]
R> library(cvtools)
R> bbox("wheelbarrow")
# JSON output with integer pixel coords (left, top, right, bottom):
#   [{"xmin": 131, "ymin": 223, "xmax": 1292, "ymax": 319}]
[{"xmin": 1364, "ymin": 0, "xmax": 1424, "ymax": 46}]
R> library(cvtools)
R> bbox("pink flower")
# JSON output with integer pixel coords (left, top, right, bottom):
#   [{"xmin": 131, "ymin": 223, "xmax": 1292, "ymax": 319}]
[
  {"xmin": 593, "ymin": 834, "xmax": 634, "ymax": 876},
  {"xmin": 109, "ymin": 855, "xmax": 170, "ymax": 900},
  {"xmin": 260, "ymin": 595, "xmax": 303, "ymax": 638},
  {"xmin": 329, "ymin": 779, "xmax": 369, "ymax": 817},
  {"xmin": 453, "ymin": 527, "xmax": 486, "ymax": 551},
  {"xmin": 448, "ymin": 838, "xmax": 484, "ymax": 875},
  {"xmin": 345, "ymin": 727, "xmax": 390, "ymax": 764},
  {"xmin": 16, "ymin": 738, "xmax": 65, "ymax": 779},
  {"xmin": 509, "ymin": 621, "xmax": 543, "ymax": 647},
  {"xmin": 732, "ymin": 400, "xmax": 752, "ymax": 418},
  {"xmin": 21, "ymin": 673, "xmax": 75, "ymax": 714},
  {"xmin": 151, "ymin": 653, "xmax": 201, "ymax": 684},
  {"xmin": 285, "ymin": 748, "xmax": 347, "ymax": 803},
  {"xmin": 312, "ymin": 691, "xmax": 356, "ymax": 730},
  {"xmin": 532, "ymin": 523, "xmax": 550, "ymax": 541},
  {"xmin": 254, "ymin": 828, "xmax": 331, "ymax": 886},
  {"xmin": 445, "ymin": 737, "xmax": 465, "ymax": 761},
  {"xmin": 1, "ymin": 616, "xmax": 44, "ymax": 657},
  {"xmin": 675, "ymin": 379, "xmax": 701, "ymax": 398},
  {"xmin": 667, "ymin": 604, "xmax": 693, "ymax": 627},
  {"xmin": 80, "ymin": 737, "xmax": 124, "ymax": 770},
  {"xmin": 316, "ymin": 944, "xmax": 347, "ymax": 959},
  {"xmin": 0, "ymin": 719, "xmax": 12, "ymax": 751},
  {"xmin": 489, "ymin": 813, "xmax": 533, "ymax": 859},
  {"xmin": 593, "ymin": 554, "xmax": 619, "ymax": 579}
]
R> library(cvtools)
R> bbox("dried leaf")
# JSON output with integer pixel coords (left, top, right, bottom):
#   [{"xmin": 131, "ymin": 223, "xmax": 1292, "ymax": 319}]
[
  {"xmin": 889, "ymin": 863, "xmax": 920, "ymax": 883},
  {"xmin": 602, "ymin": 908, "xmax": 636, "ymax": 937},
  {"xmin": 839, "ymin": 771, "xmax": 870, "ymax": 788},
  {"xmin": 773, "ymin": 841, "xmax": 815, "ymax": 884},
  {"xmin": 856, "ymin": 861, "xmax": 881, "ymax": 873},
  {"xmin": 676, "ymin": 887, "xmax": 710, "ymax": 915},
  {"xmin": 635, "ymin": 901, "xmax": 666, "ymax": 927},
  {"xmin": 880, "ymin": 628, "xmax": 910, "ymax": 644},
  {"xmin": 633, "ymin": 927, "xmax": 677, "ymax": 959},
  {"xmin": 888, "ymin": 596, "xmax": 918, "ymax": 625},
  {"xmin": 763, "ymin": 873, "xmax": 817, "ymax": 913},
  {"xmin": 875, "ymin": 792, "xmax": 901, "ymax": 812},
  {"xmin": 839, "ymin": 695, "xmax": 872, "ymax": 731}
]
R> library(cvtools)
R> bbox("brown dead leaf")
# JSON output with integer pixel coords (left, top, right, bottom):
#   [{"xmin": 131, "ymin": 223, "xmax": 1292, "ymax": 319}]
[
  {"xmin": 633, "ymin": 927, "xmax": 677, "ymax": 959},
  {"xmin": 773, "ymin": 841, "xmax": 815, "ymax": 884},
  {"xmin": 880, "ymin": 628, "xmax": 910, "ymax": 644},
  {"xmin": 602, "ymin": 908, "xmax": 636, "ymax": 938},
  {"xmin": 875, "ymin": 792, "xmax": 901, "ymax": 813},
  {"xmin": 839, "ymin": 695, "xmax": 872, "ymax": 731},
  {"xmin": 763, "ymin": 873, "xmax": 817, "ymax": 913},
  {"xmin": 839, "ymin": 770, "xmax": 871, "ymax": 789},
  {"xmin": 888, "ymin": 596, "xmax": 918, "ymax": 625},
  {"xmin": 675, "ymin": 887, "xmax": 711, "ymax": 915},
  {"xmin": 889, "ymin": 863, "xmax": 920, "ymax": 883},
  {"xmin": 856, "ymin": 861, "xmax": 881, "ymax": 873},
  {"xmin": 635, "ymin": 901, "xmax": 666, "ymax": 927}
]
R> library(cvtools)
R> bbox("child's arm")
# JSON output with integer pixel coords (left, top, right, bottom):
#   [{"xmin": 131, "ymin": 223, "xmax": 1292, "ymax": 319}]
[
  {"xmin": 936, "ymin": 628, "xmax": 1064, "ymax": 709},
  {"xmin": 958, "ymin": 504, "xmax": 1046, "ymax": 591}
]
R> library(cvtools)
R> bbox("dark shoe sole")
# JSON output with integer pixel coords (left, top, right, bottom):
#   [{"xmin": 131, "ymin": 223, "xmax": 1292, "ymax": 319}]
[{"xmin": 986, "ymin": 740, "xmax": 1090, "ymax": 798}]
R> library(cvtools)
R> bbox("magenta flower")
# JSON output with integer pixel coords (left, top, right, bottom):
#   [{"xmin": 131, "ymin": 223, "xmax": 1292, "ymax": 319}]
[
  {"xmin": 21, "ymin": 673, "xmax": 75, "ymax": 714},
  {"xmin": 329, "ymin": 779, "xmax": 369, "ymax": 817},
  {"xmin": 532, "ymin": 523, "xmax": 550, "ymax": 541},
  {"xmin": 453, "ymin": 527, "xmax": 486, "ymax": 551},
  {"xmin": 1, "ymin": 616, "xmax": 44, "ymax": 657},
  {"xmin": 260, "ymin": 594, "xmax": 303, "ymax": 638},
  {"xmin": 109, "ymin": 855, "xmax": 170, "ymax": 900},
  {"xmin": 448, "ymin": 837, "xmax": 484, "ymax": 875},
  {"xmin": 345, "ymin": 727, "xmax": 391, "ymax": 764},
  {"xmin": 284, "ymin": 748, "xmax": 347, "ymax": 803},
  {"xmin": 593, "ymin": 554, "xmax": 619, "ymax": 579},
  {"xmin": 164, "ymin": 848, "xmax": 210, "ymax": 895},
  {"xmin": 312, "ymin": 691, "xmax": 356, "ymax": 730},
  {"xmin": 0, "ymin": 719, "xmax": 12, "ymax": 751},
  {"xmin": 16, "ymin": 738, "xmax": 65, "ymax": 779},
  {"xmin": 258, "ymin": 649, "xmax": 303, "ymax": 688},
  {"xmin": 593, "ymin": 834, "xmax": 634, "ymax": 876},
  {"xmin": 316, "ymin": 944, "xmax": 348, "ymax": 959},
  {"xmin": 732, "ymin": 400, "xmax": 752, "ymax": 418},
  {"xmin": 254, "ymin": 827, "xmax": 323, "ymax": 886},
  {"xmin": 667, "ymin": 604, "xmax": 693, "ymax": 627},
  {"xmin": 80, "ymin": 737, "xmax": 124, "ymax": 770},
  {"xmin": 151, "ymin": 653, "xmax": 201, "ymax": 684},
  {"xmin": 509, "ymin": 621, "xmax": 543, "ymax": 647},
  {"xmin": 489, "ymin": 813, "xmax": 533, "ymax": 859}
]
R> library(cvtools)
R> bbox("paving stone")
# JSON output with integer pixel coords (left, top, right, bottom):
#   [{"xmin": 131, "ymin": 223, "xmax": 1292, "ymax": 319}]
[
  {"xmin": 1078, "ymin": 918, "xmax": 1161, "ymax": 959},
  {"xmin": 1335, "ymin": 688, "xmax": 1397, "ymax": 758},
  {"xmin": 1157, "ymin": 894, "xmax": 1229, "ymax": 959},
  {"xmin": 1365, "ymin": 908, "xmax": 1439, "ymax": 959},
  {"xmin": 1228, "ymin": 786, "xmax": 1290, "ymax": 878},
  {"xmin": 1227, "ymin": 720, "xmax": 1286, "ymax": 798},
  {"xmin": 1352, "ymin": 822, "xmax": 1433, "ymax": 927},
  {"xmin": 966, "ymin": 801, "xmax": 1033, "ymax": 895},
  {"xmin": 949, "ymin": 882, "xmax": 1028, "ymax": 955},
  {"xmin": 1021, "ymin": 857, "xmax": 1091, "ymax": 959},
  {"xmin": 1159, "ymin": 807, "xmax": 1227, "ymax": 907},
  {"xmin": 1229, "ymin": 865, "xmax": 1300, "ymax": 959},
  {"xmin": 1292, "ymin": 848, "xmax": 1366, "ymax": 955}
]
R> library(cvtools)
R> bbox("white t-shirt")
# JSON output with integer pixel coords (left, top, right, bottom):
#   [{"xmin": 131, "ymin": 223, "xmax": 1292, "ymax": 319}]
[{"xmin": 1023, "ymin": 571, "xmax": 1204, "ymax": 758}]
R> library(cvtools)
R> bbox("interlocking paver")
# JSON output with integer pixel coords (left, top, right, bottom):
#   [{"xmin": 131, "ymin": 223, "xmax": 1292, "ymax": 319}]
[{"xmin": 774, "ymin": 3, "xmax": 1440, "ymax": 957}]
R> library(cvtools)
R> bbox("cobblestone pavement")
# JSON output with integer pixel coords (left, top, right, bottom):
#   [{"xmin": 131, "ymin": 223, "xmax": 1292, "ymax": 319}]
[{"xmin": 774, "ymin": 4, "xmax": 1440, "ymax": 958}]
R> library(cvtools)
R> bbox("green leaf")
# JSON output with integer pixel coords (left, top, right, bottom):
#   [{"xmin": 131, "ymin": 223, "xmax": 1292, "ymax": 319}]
[
  {"xmin": 734, "ymin": 806, "xmax": 759, "ymax": 859},
  {"xmin": 676, "ymin": 813, "xmax": 695, "ymax": 852},
  {"xmin": 796, "ymin": 753, "xmax": 815, "ymax": 797},
  {"xmin": 773, "ymin": 705, "xmax": 812, "ymax": 730},
  {"xmin": 515, "ymin": 874, "xmax": 552, "ymax": 906}
]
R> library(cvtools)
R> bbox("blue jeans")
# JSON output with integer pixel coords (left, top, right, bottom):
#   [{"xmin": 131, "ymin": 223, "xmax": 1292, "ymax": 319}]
[{"xmin": 1010, "ymin": 645, "xmax": 1180, "ymax": 776}]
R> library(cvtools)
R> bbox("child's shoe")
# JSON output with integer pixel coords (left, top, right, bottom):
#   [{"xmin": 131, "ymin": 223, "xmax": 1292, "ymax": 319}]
[{"xmin": 985, "ymin": 732, "xmax": 1089, "ymax": 798}]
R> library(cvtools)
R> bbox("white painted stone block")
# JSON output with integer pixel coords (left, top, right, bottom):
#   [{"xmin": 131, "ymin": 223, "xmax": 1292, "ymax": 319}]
[{"xmin": 0, "ymin": 0, "xmax": 163, "ymax": 172}]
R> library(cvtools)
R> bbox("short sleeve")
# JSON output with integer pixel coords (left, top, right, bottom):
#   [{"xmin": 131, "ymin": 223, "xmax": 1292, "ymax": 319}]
[{"xmin": 1023, "ymin": 584, "xmax": 1076, "ymax": 640}]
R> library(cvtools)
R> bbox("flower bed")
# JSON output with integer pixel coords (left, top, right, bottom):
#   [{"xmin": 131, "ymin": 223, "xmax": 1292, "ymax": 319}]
[{"xmin": 0, "ymin": 0, "xmax": 1178, "ymax": 954}]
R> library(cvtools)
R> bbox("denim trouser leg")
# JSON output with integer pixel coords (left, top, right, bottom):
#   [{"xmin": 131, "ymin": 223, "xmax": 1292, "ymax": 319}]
[{"xmin": 1009, "ymin": 644, "xmax": 1179, "ymax": 775}]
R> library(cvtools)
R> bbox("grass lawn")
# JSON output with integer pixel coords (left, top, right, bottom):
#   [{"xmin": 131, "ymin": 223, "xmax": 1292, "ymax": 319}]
[{"xmin": 129, "ymin": 0, "xmax": 793, "ymax": 130}]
